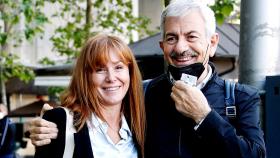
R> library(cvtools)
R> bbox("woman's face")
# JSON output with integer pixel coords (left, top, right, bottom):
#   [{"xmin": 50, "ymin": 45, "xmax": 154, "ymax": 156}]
[{"xmin": 92, "ymin": 51, "xmax": 130, "ymax": 107}]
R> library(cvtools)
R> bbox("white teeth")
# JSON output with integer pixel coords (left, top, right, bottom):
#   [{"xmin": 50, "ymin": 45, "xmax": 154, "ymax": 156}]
[
  {"xmin": 104, "ymin": 87, "xmax": 120, "ymax": 91},
  {"xmin": 177, "ymin": 56, "xmax": 193, "ymax": 61}
]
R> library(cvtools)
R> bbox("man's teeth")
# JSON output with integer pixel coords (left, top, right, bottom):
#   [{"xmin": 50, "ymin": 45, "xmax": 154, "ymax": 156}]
[
  {"xmin": 190, "ymin": 52, "xmax": 198, "ymax": 57},
  {"xmin": 177, "ymin": 56, "xmax": 193, "ymax": 61}
]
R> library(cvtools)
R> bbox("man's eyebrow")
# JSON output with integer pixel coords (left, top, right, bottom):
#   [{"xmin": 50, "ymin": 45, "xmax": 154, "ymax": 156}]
[
  {"xmin": 165, "ymin": 32, "xmax": 177, "ymax": 37},
  {"xmin": 187, "ymin": 30, "xmax": 201, "ymax": 35},
  {"xmin": 165, "ymin": 31, "xmax": 200, "ymax": 37}
]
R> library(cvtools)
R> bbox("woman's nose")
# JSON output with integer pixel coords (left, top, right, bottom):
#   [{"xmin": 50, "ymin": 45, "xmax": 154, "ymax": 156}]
[{"xmin": 105, "ymin": 70, "xmax": 117, "ymax": 82}]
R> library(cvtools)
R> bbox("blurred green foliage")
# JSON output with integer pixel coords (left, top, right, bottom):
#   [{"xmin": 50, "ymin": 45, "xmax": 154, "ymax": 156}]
[
  {"xmin": 50, "ymin": 0, "xmax": 155, "ymax": 61},
  {"xmin": 0, "ymin": 0, "xmax": 48, "ymax": 83},
  {"xmin": 210, "ymin": 0, "xmax": 236, "ymax": 25}
]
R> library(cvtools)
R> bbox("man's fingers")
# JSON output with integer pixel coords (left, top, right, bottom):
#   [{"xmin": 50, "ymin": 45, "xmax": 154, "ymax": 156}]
[
  {"xmin": 173, "ymin": 80, "xmax": 193, "ymax": 91},
  {"xmin": 40, "ymin": 103, "xmax": 53, "ymax": 117},
  {"xmin": 30, "ymin": 132, "xmax": 58, "ymax": 141},
  {"xmin": 29, "ymin": 126, "xmax": 58, "ymax": 135},
  {"xmin": 30, "ymin": 117, "xmax": 57, "ymax": 128},
  {"xmin": 30, "ymin": 130, "xmax": 58, "ymax": 147},
  {"xmin": 31, "ymin": 138, "xmax": 52, "ymax": 147},
  {"xmin": 170, "ymin": 92, "xmax": 179, "ymax": 102}
]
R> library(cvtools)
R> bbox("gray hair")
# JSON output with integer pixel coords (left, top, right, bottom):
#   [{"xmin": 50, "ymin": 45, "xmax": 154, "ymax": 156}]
[{"xmin": 160, "ymin": 0, "xmax": 216, "ymax": 40}]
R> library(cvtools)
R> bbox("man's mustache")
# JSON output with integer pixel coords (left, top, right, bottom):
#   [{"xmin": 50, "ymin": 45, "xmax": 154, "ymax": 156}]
[{"xmin": 169, "ymin": 49, "xmax": 199, "ymax": 59}]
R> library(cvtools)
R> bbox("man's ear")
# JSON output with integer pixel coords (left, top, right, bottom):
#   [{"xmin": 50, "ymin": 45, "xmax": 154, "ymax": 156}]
[
  {"xmin": 209, "ymin": 33, "xmax": 219, "ymax": 57},
  {"xmin": 159, "ymin": 41, "xmax": 164, "ymax": 50}
]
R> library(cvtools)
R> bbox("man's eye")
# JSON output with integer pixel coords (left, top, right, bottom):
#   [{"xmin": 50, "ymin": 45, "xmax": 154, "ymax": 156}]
[
  {"xmin": 187, "ymin": 35, "xmax": 198, "ymax": 42},
  {"xmin": 166, "ymin": 37, "xmax": 177, "ymax": 44}
]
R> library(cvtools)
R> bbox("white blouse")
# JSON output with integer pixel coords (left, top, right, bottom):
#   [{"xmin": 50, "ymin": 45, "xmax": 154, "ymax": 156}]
[
  {"xmin": 87, "ymin": 113, "xmax": 138, "ymax": 158},
  {"xmin": 62, "ymin": 108, "xmax": 138, "ymax": 158}
]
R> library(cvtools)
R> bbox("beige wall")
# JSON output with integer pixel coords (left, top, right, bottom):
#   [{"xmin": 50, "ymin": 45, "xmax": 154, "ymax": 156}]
[{"xmin": 139, "ymin": 0, "xmax": 163, "ymax": 32}]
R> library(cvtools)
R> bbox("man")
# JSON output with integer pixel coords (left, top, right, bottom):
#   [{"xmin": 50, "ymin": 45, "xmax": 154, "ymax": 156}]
[{"xmin": 29, "ymin": 0, "xmax": 266, "ymax": 157}]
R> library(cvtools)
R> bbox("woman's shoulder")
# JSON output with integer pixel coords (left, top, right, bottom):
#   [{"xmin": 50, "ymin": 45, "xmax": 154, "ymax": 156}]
[
  {"xmin": 43, "ymin": 107, "xmax": 66, "ymax": 117},
  {"xmin": 42, "ymin": 107, "xmax": 67, "ymax": 126}
]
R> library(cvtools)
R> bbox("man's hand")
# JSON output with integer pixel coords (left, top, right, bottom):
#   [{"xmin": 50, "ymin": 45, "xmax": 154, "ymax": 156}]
[
  {"xmin": 171, "ymin": 80, "xmax": 211, "ymax": 123},
  {"xmin": 28, "ymin": 104, "xmax": 58, "ymax": 146}
]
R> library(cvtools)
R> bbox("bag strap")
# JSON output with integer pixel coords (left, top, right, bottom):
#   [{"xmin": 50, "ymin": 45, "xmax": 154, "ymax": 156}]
[
  {"xmin": 224, "ymin": 80, "xmax": 236, "ymax": 119},
  {"xmin": 61, "ymin": 107, "xmax": 76, "ymax": 158},
  {"xmin": 0, "ymin": 117, "xmax": 9, "ymax": 149},
  {"xmin": 143, "ymin": 79, "xmax": 152, "ymax": 96}
]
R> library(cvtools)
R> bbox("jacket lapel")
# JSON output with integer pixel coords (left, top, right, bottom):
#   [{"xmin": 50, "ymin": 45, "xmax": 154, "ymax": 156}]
[{"xmin": 73, "ymin": 124, "xmax": 94, "ymax": 158}]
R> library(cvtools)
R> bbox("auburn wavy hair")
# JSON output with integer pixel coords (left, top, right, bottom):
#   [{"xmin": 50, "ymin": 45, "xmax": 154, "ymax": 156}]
[{"xmin": 60, "ymin": 33, "xmax": 145, "ymax": 156}]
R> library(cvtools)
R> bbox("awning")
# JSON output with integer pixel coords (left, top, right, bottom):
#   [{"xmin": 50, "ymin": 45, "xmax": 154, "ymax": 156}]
[{"xmin": 8, "ymin": 100, "xmax": 57, "ymax": 117}]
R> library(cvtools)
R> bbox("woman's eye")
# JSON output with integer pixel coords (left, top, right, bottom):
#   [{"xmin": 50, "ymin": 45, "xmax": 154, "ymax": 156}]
[
  {"xmin": 96, "ymin": 68, "xmax": 106, "ymax": 73},
  {"xmin": 115, "ymin": 65, "xmax": 124, "ymax": 71}
]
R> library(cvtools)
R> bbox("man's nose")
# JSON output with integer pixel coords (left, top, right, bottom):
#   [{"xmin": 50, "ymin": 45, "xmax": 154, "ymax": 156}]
[{"xmin": 174, "ymin": 38, "xmax": 189, "ymax": 53}]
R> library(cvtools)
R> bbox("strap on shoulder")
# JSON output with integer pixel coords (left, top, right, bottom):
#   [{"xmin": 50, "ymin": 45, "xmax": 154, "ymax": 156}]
[
  {"xmin": 0, "ymin": 117, "xmax": 9, "ymax": 148},
  {"xmin": 225, "ymin": 80, "xmax": 236, "ymax": 119},
  {"xmin": 143, "ymin": 79, "xmax": 152, "ymax": 96},
  {"xmin": 60, "ymin": 107, "xmax": 75, "ymax": 158}
]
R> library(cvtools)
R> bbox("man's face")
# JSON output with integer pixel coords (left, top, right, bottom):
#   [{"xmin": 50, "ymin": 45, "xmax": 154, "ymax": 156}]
[{"xmin": 160, "ymin": 10, "xmax": 218, "ymax": 68}]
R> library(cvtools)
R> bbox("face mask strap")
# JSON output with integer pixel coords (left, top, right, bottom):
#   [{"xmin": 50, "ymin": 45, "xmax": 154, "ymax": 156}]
[{"xmin": 201, "ymin": 43, "xmax": 209, "ymax": 67}]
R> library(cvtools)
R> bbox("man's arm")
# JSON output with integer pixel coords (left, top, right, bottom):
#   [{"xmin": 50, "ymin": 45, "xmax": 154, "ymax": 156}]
[
  {"xmin": 170, "ymin": 80, "xmax": 265, "ymax": 157},
  {"xmin": 28, "ymin": 104, "xmax": 58, "ymax": 146},
  {"xmin": 195, "ymin": 87, "xmax": 266, "ymax": 157}
]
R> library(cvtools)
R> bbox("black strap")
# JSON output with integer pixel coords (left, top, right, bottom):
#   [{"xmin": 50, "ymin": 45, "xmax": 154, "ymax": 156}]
[
  {"xmin": 0, "ymin": 117, "xmax": 9, "ymax": 149},
  {"xmin": 143, "ymin": 79, "xmax": 152, "ymax": 96},
  {"xmin": 224, "ymin": 80, "xmax": 236, "ymax": 119}
]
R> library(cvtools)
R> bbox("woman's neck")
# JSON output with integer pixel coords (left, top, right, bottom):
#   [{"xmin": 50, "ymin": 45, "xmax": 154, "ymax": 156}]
[
  {"xmin": 100, "ymin": 104, "xmax": 122, "ymax": 144},
  {"xmin": 100, "ymin": 103, "xmax": 122, "ymax": 129}
]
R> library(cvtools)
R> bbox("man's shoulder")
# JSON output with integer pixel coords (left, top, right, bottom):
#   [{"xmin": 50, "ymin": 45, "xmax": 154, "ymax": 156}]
[
  {"xmin": 235, "ymin": 82, "xmax": 260, "ymax": 100},
  {"xmin": 144, "ymin": 73, "xmax": 170, "ymax": 97},
  {"xmin": 146, "ymin": 74, "xmax": 169, "ymax": 89},
  {"xmin": 210, "ymin": 73, "xmax": 259, "ymax": 97}
]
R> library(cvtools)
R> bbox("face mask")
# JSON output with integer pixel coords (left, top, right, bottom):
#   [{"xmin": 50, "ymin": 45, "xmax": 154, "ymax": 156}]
[
  {"xmin": 168, "ymin": 44, "xmax": 209, "ymax": 83},
  {"xmin": 168, "ymin": 63, "xmax": 205, "ymax": 81}
]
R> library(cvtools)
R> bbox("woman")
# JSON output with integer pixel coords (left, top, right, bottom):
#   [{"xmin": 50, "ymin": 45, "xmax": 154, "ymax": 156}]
[{"xmin": 35, "ymin": 34, "xmax": 145, "ymax": 158}]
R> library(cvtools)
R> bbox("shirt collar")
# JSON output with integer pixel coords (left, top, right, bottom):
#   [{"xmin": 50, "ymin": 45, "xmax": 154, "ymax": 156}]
[
  {"xmin": 90, "ymin": 113, "xmax": 132, "ymax": 139},
  {"xmin": 196, "ymin": 64, "xmax": 212, "ymax": 89}
]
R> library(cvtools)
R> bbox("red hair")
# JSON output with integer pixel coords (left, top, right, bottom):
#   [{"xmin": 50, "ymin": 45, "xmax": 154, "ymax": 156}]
[{"xmin": 61, "ymin": 33, "xmax": 145, "ymax": 156}]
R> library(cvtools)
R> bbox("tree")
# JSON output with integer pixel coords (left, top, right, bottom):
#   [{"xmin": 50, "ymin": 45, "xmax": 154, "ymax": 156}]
[
  {"xmin": 49, "ymin": 0, "xmax": 154, "ymax": 61},
  {"xmin": 0, "ymin": 0, "xmax": 48, "ymax": 106},
  {"xmin": 210, "ymin": 0, "xmax": 237, "ymax": 25},
  {"xmin": 36, "ymin": 0, "xmax": 155, "ymax": 101}
]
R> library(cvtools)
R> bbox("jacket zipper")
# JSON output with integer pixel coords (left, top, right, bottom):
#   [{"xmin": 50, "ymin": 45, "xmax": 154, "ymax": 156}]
[{"xmin": 178, "ymin": 127, "xmax": 182, "ymax": 156}]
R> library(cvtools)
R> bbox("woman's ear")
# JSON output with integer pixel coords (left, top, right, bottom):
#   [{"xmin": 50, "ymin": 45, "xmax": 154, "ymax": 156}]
[{"xmin": 209, "ymin": 33, "xmax": 219, "ymax": 57}]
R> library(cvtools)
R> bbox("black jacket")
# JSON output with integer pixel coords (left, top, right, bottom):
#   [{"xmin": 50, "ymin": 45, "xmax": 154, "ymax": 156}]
[
  {"xmin": 34, "ymin": 108, "xmax": 141, "ymax": 158},
  {"xmin": 34, "ymin": 108, "xmax": 94, "ymax": 158},
  {"xmin": 144, "ymin": 64, "xmax": 266, "ymax": 158}
]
